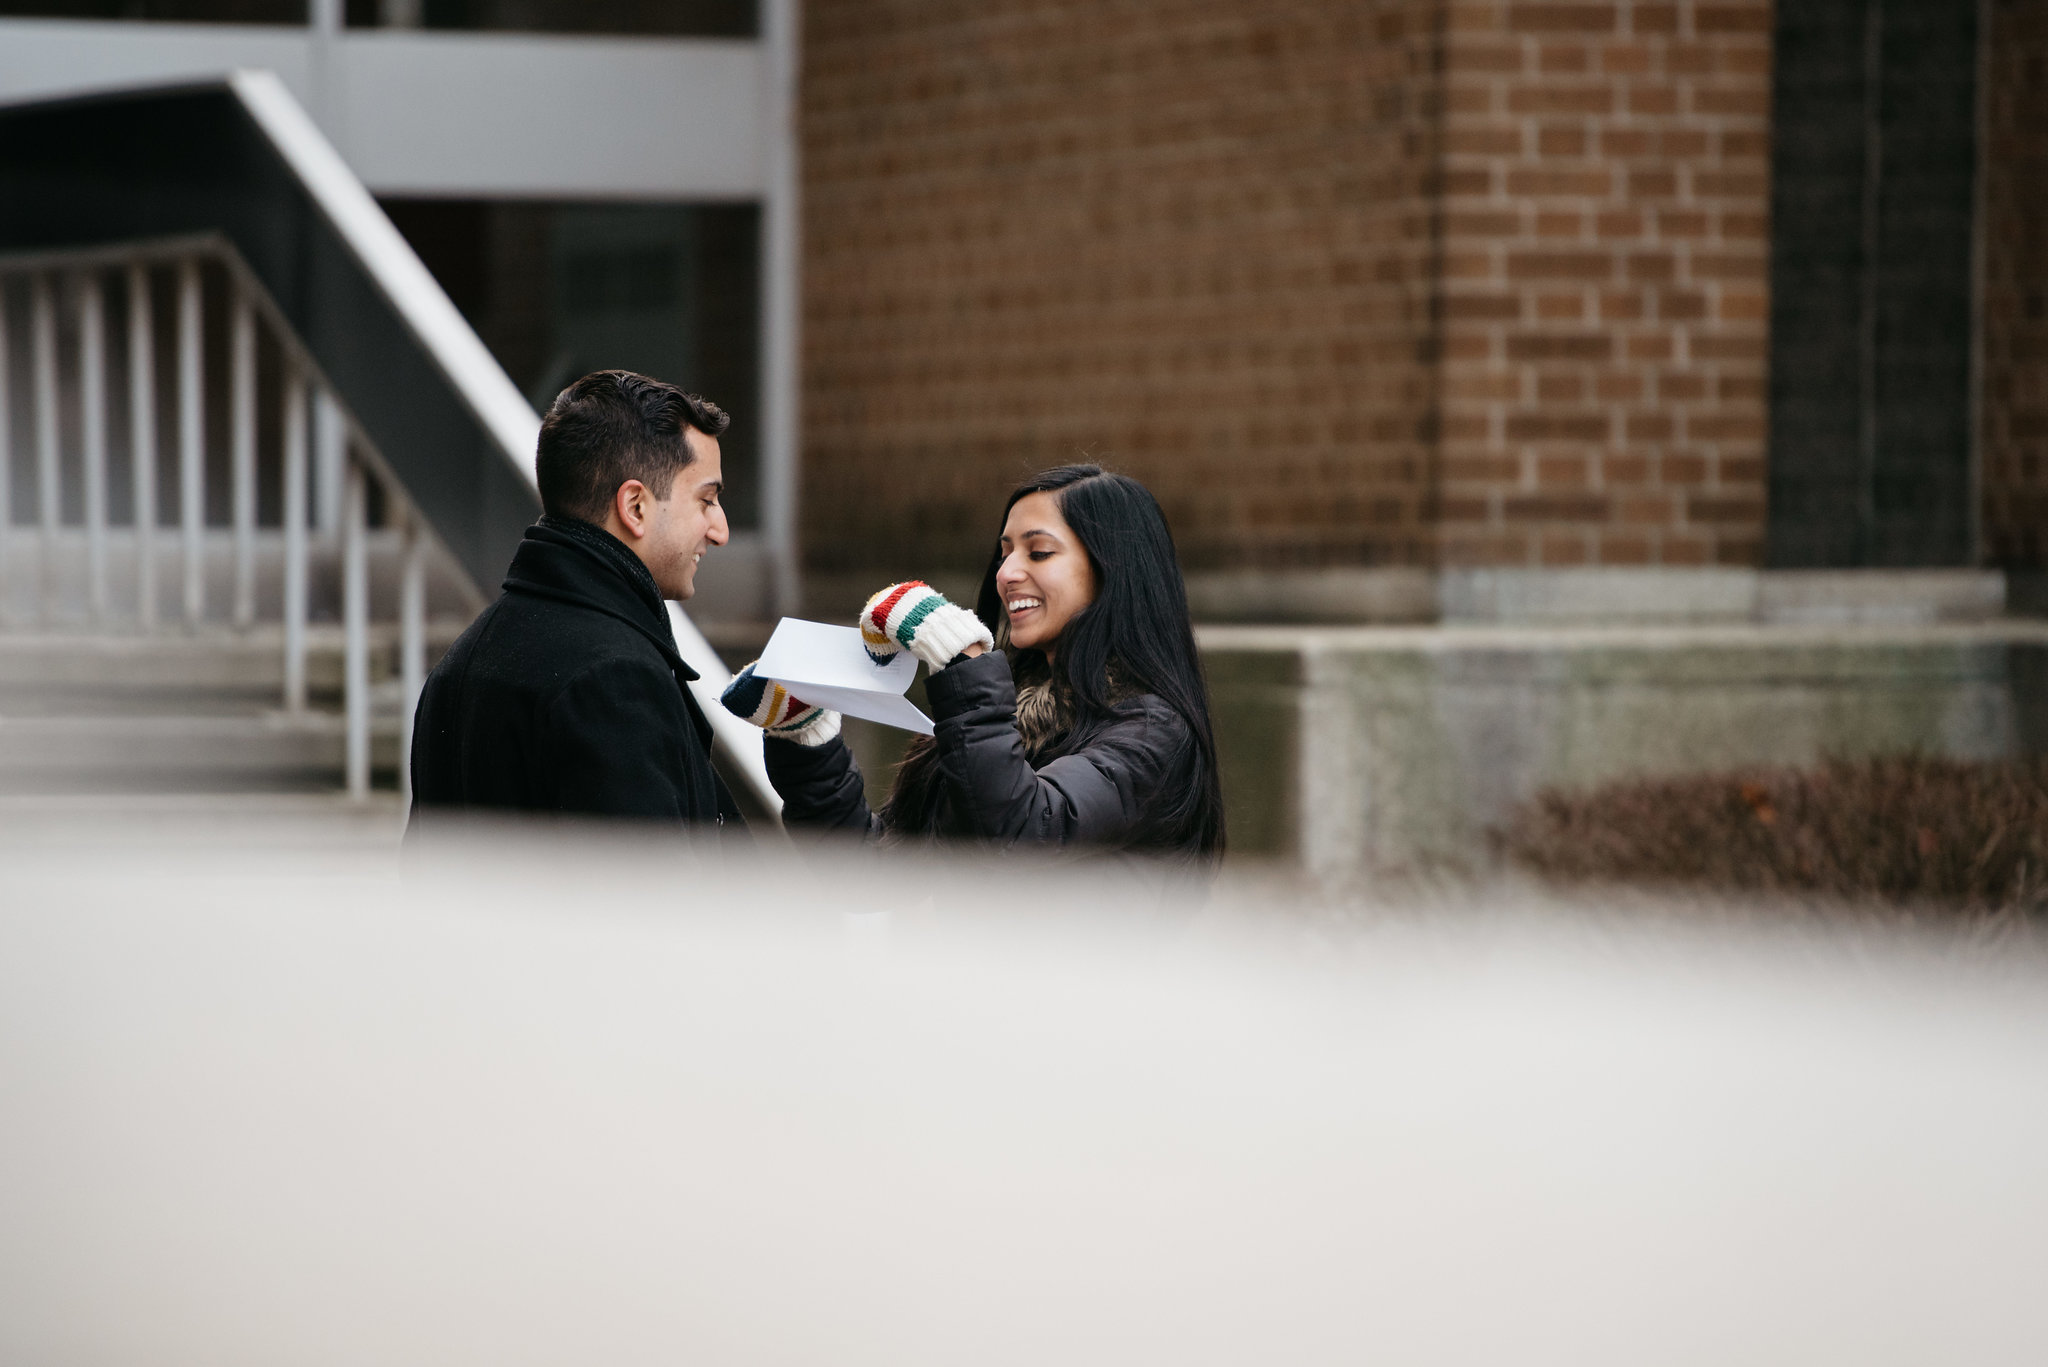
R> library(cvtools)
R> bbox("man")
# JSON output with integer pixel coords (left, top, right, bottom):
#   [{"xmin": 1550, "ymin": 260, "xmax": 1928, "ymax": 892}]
[{"xmin": 409, "ymin": 369, "xmax": 742, "ymax": 829}]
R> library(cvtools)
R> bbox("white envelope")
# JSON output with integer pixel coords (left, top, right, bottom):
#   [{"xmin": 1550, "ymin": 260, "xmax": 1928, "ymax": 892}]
[{"xmin": 756, "ymin": 617, "xmax": 935, "ymax": 736}]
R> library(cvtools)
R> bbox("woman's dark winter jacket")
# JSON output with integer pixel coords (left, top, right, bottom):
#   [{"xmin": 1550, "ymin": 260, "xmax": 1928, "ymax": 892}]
[
  {"xmin": 409, "ymin": 516, "xmax": 740, "ymax": 829},
  {"xmin": 765, "ymin": 649, "xmax": 1200, "ymax": 857}
]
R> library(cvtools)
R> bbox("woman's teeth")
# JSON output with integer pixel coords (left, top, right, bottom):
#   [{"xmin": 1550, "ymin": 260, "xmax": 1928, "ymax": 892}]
[{"xmin": 1007, "ymin": 597, "xmax": 1042, "ymax": 614}]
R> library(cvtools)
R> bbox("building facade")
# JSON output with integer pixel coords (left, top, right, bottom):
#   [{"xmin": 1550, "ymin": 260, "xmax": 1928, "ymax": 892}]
[{"xmin": 799, "ymin": 0, "xmax": 2048, "ymax": 625}]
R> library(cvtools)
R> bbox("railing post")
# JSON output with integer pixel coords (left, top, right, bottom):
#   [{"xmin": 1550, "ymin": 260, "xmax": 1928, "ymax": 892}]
[
  {"xmin": 78, "ymin": 272, "xmax": 109, "ymax": 625},
  {"xmin": 0, "ymin": 279, "xmax": 12, "ymax": 627},
  {"xmin": 343, "ymin": 456, "xmax": 369, "ymax": 799},
  {"xmin": 230, "ymin": 287, "xmax": 256, "ymax": 630},
  {"xmin": 399, "ymin": 503, "xmax": 426, "ymax": 806},
  {"xmin": 177, "ymin": 259, "xmax": 204, "ymax": 628},
  {"xmin": 127, "ymin": 264, "xmax": 157, "ymax": 633},
  {"xmin": 283, "ymin": 370, "xmax": 309, "ymax": 712},
  {"xmin": 314, "ymin": 387, "xmax": 344, "ymax": 536},
  {"xmin": 31, "ymin": 275, "xmax": 60, "ymax": 625}
]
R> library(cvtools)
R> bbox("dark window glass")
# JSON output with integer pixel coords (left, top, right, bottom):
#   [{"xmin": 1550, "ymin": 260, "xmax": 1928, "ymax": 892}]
[
  {"xmin": 0, "ymin": 1, "xmax": 305, "ymax": 19},
  {"xmin": 382, "ymin": 198, "xmax": 763, "ymax": 530},
  {"xmin": 344, "ymin": 0, "xmax": 754, "ymax": 37}
]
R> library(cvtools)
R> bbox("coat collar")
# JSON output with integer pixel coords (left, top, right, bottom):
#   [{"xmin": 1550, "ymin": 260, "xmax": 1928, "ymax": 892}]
[{"xmin": 500, "ymin": 516, "xmax": 699, "ymax": 681}]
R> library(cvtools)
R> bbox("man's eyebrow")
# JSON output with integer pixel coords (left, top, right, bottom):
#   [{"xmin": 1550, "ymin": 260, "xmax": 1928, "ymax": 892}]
[{"xmin": 695, "ymin": 477, "xmax": 724, "ymax": 493}]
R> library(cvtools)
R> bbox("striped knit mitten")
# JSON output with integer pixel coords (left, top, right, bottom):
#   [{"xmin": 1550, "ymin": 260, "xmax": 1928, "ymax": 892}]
[
  {"xmin": 719, "ymin": 661, "xmax": 841, "ymax": 746},
  {"xmin": 859, "ymin": 581, "xmax": 995, "ymax": 671}
]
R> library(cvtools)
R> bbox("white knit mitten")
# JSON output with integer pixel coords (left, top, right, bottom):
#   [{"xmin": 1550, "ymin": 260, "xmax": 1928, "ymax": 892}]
[
  {"xmin": 719, "ymin": 661, "xmax": 842, "ymax": 746},
  {"xmin": 858, "ymin": 581, "xmax": 994, "ymax": 671}
]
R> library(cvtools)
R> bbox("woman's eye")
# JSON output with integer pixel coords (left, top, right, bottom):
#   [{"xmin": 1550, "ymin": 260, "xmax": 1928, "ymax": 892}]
[{"xmin": 1029, "ymin": 550, "xmax": 1054, "ymax": 561}]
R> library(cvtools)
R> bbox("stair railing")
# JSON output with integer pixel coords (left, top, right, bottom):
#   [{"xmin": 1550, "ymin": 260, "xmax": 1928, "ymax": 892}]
[{"xmin": 0, "ymin": 235, "xmax": 467, "ymax": 800}]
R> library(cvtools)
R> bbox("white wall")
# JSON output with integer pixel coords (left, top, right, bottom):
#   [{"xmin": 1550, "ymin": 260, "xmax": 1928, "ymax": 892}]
[{"xmin": 0, "ymin": 19, "xmax": 763, "ymax": 199}]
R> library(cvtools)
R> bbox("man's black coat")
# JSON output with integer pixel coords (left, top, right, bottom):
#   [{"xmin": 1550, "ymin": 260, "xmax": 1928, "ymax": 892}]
[{"xmin": 408, "ymin": 516, "xmax": 741, "ymax": 828}]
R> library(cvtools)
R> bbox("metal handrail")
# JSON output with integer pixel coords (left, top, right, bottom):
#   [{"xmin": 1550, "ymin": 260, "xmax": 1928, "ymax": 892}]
[{"xmin": 0, "ymin": 75, "xmax": 778, "ymax": 816}]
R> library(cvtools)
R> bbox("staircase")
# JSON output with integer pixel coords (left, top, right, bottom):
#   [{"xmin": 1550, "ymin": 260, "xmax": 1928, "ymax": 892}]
[{"xmin": 0, "ymin": 74, "xmax": 777, "ymax": 833}]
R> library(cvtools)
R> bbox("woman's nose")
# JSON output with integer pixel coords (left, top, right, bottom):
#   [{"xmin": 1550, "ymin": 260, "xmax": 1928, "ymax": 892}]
[{"xmin": 995, "ymin": 552, "xmax": 1025, "ymax": 588}]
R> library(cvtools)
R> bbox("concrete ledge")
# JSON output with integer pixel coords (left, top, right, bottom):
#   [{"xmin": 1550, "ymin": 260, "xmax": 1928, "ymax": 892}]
[
  {"xmin": 1200, "ymin": 620, "xmax": 2048, "ymax": 882},
  {"xmin": 1183, "ymin": 568, "xmax": 1437, "ymax": 624},
  {"xmin": 1176, "ymin": 567, "xmax": 2010, "ymax": 627}
]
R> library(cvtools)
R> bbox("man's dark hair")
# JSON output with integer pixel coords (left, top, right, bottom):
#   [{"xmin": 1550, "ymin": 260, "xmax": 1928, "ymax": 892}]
[{"xmin": 535, "ymin": 370, "xmax": 730, "ymax": 524}]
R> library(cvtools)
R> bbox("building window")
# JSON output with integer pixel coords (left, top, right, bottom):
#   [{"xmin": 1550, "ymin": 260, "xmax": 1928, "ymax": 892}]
[
  {"xmin": 382, "ymin": 198, "xmax": 763, "ymax": 530},
  {"xmin": 343, "ymin": 0, "xmax": 755, "ymax": 37}
]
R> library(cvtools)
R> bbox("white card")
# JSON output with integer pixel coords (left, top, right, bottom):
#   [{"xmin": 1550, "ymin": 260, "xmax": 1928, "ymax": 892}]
[{"xmin": 756, "ymin": 617, "xmax": 934, "ymax": 736}]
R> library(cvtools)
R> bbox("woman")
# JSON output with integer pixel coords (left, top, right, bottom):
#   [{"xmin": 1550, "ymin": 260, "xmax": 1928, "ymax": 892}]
[{"xmin": 722, "ymin": 465, "xmax": 1225, "ymax": 865}]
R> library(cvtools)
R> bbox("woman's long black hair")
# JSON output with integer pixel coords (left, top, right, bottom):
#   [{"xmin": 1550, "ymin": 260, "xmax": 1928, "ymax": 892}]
[{"xmin": 886, "ymin": 464, "xmax": 1226, "ymax": 859}]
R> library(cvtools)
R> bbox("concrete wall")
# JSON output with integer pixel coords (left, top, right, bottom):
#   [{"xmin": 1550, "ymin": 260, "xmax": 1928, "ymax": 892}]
[{"xmin": 1204, "ymin": 621, "xmax": 2048, "ymax": 880}]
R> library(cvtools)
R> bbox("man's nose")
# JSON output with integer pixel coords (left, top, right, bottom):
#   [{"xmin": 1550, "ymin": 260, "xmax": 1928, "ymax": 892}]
[{"xmin": 707, "ymin": 505, "xmax": 730, "ymax": 546}]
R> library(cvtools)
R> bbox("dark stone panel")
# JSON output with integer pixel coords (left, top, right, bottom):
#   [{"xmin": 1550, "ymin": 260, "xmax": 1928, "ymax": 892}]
[
  {"xmin": 1767, "ymin": 0, "xmax": 1872, "ymax": 567},
  {"xmin": 1767, "ymin": 0, "xmax": 1982, "ymax": 568}
]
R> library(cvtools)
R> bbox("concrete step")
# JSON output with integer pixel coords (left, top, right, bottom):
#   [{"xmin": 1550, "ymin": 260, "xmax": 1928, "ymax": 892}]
[
  {"xmin": 0, "ymin": 791, "xmax": 407, "ymax": 852},
  {"xmin": 0, "ymin": 710, "xmax": 403, "ymax": 794},
  {"xmin": 0, "ymin": 625, "xmax": 469, "ymax": 700}
]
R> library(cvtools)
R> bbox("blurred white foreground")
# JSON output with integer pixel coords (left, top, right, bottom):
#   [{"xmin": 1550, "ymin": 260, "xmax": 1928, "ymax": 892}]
[{"xmin": 2, "ymin": 820, "xmax": 2046, "ymax": 1365}]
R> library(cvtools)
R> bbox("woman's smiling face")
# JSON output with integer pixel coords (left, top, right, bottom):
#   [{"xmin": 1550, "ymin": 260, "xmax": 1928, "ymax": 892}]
[{"xmin": 995, "ymin": 491, "xmax": 1097, "ymax": 656}]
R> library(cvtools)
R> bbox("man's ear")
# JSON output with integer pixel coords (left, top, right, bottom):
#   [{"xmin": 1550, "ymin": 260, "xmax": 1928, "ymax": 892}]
[{"xmin": 612, "ymin": 479, "xmax": 651, "ymax": 541}]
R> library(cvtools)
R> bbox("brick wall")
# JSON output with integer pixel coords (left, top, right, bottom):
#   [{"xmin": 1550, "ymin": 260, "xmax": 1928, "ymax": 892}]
[
  {"xmin": 798, "ymin": 0, "xmax": 1776, "ymax": 595},
  {"xmin": 1433, "ymin": 0, "xmax": 1773, "ymax": 567},
  {"xmin": 800, "ymin": 0, "xmax": 1443, "ymax": 589},
  {"xmin": 1981, "ymin": 0, "xmax": 2048, "ymax": 571}
]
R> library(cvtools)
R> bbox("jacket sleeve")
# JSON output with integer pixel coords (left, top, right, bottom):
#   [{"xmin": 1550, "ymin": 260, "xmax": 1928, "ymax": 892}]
[
  {"xmin": 545, "ymin": 658, "xmax": 702, "ymax": 820},
  {"xmin": 764, "ymin": 735, "xmax": 881, "ymax": 838},
  {"xmin": 925, "ymin": 651, "xmax": 1192, "ymax": 849}
]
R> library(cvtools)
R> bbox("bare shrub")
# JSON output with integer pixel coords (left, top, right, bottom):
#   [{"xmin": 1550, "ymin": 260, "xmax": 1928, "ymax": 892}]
[{"xmin": 1502, "ymin": 755, "xmax": 2048, "ymax": 916}]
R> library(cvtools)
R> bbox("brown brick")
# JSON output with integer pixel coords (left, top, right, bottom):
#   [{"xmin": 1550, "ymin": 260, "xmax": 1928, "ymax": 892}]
[
  {"xmin": 1596, "ymin": 209, "xmax": 1645, "ymax": 238},
  {"xmin": 1693, "ymin": 86, "xmax": 1772, "ymax": 118},
  {"xmin": 1686, "ymin": 495, "xmax": 1765, "ymax": 524},
  {"xmin": 1508, "ymin": 332, "xmax": 1614, "ymax": 361},
  {"xmin": 1616, "ymin": 493, "xmax": 1677, "ymax": 523},
  {"xmin": 1540, "ymin": 43, "xmax": 1593, "ymax": 74},
  {"xmin": 1504, "ymin": 493, "xmax": 1609, "ymax": 521},
  {"xmin": 1625, "ymin": 412, "xmax": 1675, "ymax": 441},
  {"xmin": 1537, "ymin": 372, "xmax": 1586, "ymax": 401},
  {"xmin": 1537, "ymin": 454, "xmax": 1594, "ymax": 485},
  {"xmin": 1719, "ymin": 289, "xmax": 1770, "ymax": 321},
  {"xmin": 1535, "ymin": 210, "xmax": 1586, "ymax": 237},
  {"xmin": 1599, "ymin": 290, "xmax": 1646, "ymax": 320},
  {"xmin": 1658, "ymin": 209, "xmax": 1712, "ymax": 238},
  {"xmin": 1538, "ymin": 124, "xmax": 1589, "ymax": 156},
  {"xmin": 1691, "ymin": 335, "xmax": 1767, "ymax": 361},
  {"xmin": 1663, "ymin": 453, "xmax": 1710, "ymax": 485},
  {"xmin": 1445, "ymin": 293, "xmax": 1525, "ymax": 321},
  {"xmin": 1628, "ymin": 86, "xmax": 1680, "ymax": 116},
  {"xmin": 1600, "ymin": 41, "xmax": 1652, "ymax": 75},
  {"xmin": 1599, "ymin": 532, "xmax": 1654, "ymax": 563},
  {"xmin": 1628, "ymin": 168, "xmax": 1679, "ymax": 199},
  {"xmin": 1539, "ymin": 534, "xmax": 1592, "ymax": 564},
  {"xmin": 1509, "ymin": 249, "xmax": 1614, "ymax": 280},
  {"xmin": 1595, "ymin": 370, "xmax": 1645, "ymax": 401},
  {"xmin": 1658, "ymin": 372, "xmax": 1708, "ymax": 401},
  {"xmin": 1633, "ymin": 3, "xmax": 1679, "ymax": 35},
  {"xmin": 1447, "ymin": 126, "xmax": 1526, "ymax": 156},
  {"xmin": 1658, "ymin": 289, "xmax": 1709, "ymax": 320},
  {"xmin": 1719, "ymin": 209, "xmax": 1770, "ymax": 238},
  {"xmin": 1693, "ymin": 252, "xmax": 1767, "ymax": 281},
  {"xmin": 1446, "ymin": 210, "xmax": 1524, "ymax": 237},
  {"xmin": 1696, "ymin": 4, "xmax": 1772, "ymax": 35},
  {"xmin": 1693, "ymin": 169, "xmax": 1769, "ymax": 199},
  {"xmin": 1507, "ymin": 412, "xmax": 1610, "ymax": 441},
  {"xmin": 1536, "ymin": 292, "xmax": 1588, "ymax": 320},
  {"xmin": 1508, "ymin": 4, "xmax": 1619, "ymax": 34},
  {"xmin": 1507, "ymin": 167, "xmax": 1614, "ymax": 196},
  {"xmin": 1507, "ymin": 85, "xmax": 1616, "ymax": 115},
  {"xmin": 1604, "ymin": 452, "xmax": 1652, "ymax": 484},
  {"xmin": 1687, "ymin": 413, "xmax": 1766, "ymax": 441},
  {"xmin": 1626, "ymin": 251, "xmax": 1677, "ymax": 281},
  {"xmin": 1600, "ymin": 127, "xmax": 1653, "ymax": 157}
]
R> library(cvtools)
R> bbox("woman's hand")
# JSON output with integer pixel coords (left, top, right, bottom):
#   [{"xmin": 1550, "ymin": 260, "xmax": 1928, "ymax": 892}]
[
  {"xmin": 719, "ymin": 661, "xmax": 841, "ymax": 746},
  {"xmin": 858, "ymin": 581, "xmax": 994, "ymax": 671}
]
